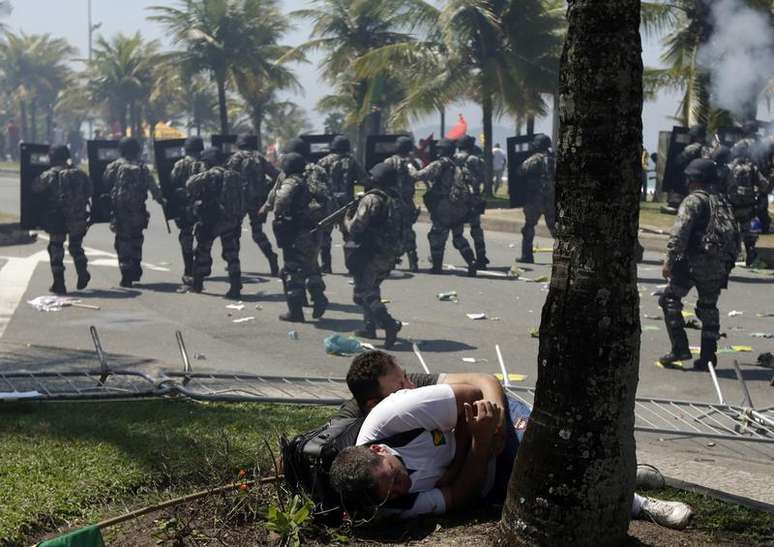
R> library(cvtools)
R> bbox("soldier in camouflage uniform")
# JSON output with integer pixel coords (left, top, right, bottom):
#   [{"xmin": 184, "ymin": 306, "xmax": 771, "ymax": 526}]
[
  {"xmin": 317, "ymin": 136, "xmax": 366, "ymax": 273},
  {"xmin": 519, "ymin": 134, "xmax": 556, "ymax": 264},
  {"xmin": 659, "ymin": 159, "xmax": 739, "ymax": 370},
  {"xmin": 455, "ymin": 135, "xmax": 489, "ymax": 268},
  {"xmin": 269, "ymin": 151, "xmax": 330, "ymax": 322},
  {"xmin": 186, "ymin": 147, "xmax": 245, "ymax": 299},
  {"xmin": 226, "ymin": 135, "xmax": 280, "ymax": 276},
  {"xmin": 31, "ymin": 145, "xmax": 93, "ymax": 294},
  {"xmin": 170, "ymin": 136, "xmax": 205, "ymax": 285},
  {"xmin": 726, "ymin": 141, "xmax": 769, "ymax": 266},
  {"xmin": 669, "ymin": 125, "xmax": 711, "ymax": 210},
  {"xmin": 104, "ymin": 137, "xmax": 165, "ymax": 288},
  {"xmin": 342, "ymin": 162, "xmax": 404, "ymax": 348},
  {"xmin": 384, "ymin": 136, "xmax": 420, "ymax": 272},
  {"xmin": 411, "ymin": 138, "xmax": 478, "ymax": 277}
]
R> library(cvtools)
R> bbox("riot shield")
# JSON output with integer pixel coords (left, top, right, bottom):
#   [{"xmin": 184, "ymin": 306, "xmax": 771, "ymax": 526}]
[
  {"xmin": 300, "ymin": 134, "xmax": 336, "ymax": 163},
  {"xmin": 365, "ymin": 134, "xmax": 409, "ymax": 170},
  {"xmin": 506, "ymin": 135, "xmax": 534, "ymax": 208},
  {"xmin": 153, "ymin": 139, "xmax": 186, "ymax": 220},
  {"xmin": 19, "ymin": 143, "xmax": 51, "ymax": 230},
  {"xmin": 87, "ymin": 140, "xmax": 121, "ymax": 224},
  {"xmin": 661, "ymin": 126, "xmax": 690, "ymax": 198},
  {"xmin": 211, "ymin": 134, "xmax": 238, "ymax": 156}
]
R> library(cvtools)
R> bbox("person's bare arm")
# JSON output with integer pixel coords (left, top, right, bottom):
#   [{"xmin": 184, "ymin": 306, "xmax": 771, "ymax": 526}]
[
  {"xmin": 443, "ymin": 373, "xmax": 507, "ymax": 428},
  {"xmin": 439, "ymin": 400, "xmax": 500, "ymax": 511}
]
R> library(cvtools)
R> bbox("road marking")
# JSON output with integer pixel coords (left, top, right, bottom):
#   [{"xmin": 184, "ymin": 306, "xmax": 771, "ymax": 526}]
[
  {"xmin": 36, "ymin": 233, "xmax": 170, "ymax": 272},
  {"xmin": 0, "ymin": 250, "xmax": 48, "ymax": 338}
]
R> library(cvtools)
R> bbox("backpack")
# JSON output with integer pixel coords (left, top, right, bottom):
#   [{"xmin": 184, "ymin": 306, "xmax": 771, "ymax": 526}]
[
  {"xmin": 303, "ymin": 165, "xmax": 331, "ymax": 225},
  {"xmin": 361, "ymin": 189, "xmax": 404, "ymax": 257},
  {"xmin": 57, "ymin": 168, "xmax": 90, "ymax": 222},
  {"xmin": 727, "ymin": 160, "xmax": 757, "ymax": 208},
  {"xmin": 111, "ymin": 162, "xmax": 148, "ymax": 211},
  {"xmin": 218, "ymin": 168, "xmax": 246, "ymax": 222},
  {"xmin": 232, "ymin": 152, "xmax": 269, "ymax": 204},
  {"xmin": 699, "ymin": 191, "xmax": 740, "ymax": 264},
  {"xmin": 281, "ymin": 418, "xmax": 422, "ymax": 522}
]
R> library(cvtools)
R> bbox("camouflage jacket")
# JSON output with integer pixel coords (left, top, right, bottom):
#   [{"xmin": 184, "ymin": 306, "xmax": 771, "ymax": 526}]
[
  {"xmin": 411, "ymin": 157, "xmax": 457, "ymax": 196},
  {"xmin": 186, "ymin": 166, "xmax": 245, "ymax": 225},
  {"xmin": 104, "ymin": 158, "xmax": 163, "ymax": 213},
  {"xmin": 318, "ymin": 152, "xmax": 365, "ymax": 205},
  {"xmin": 343, "ymin": 188, "xmax": 404, "ymax": 256},
  {"xmin": 455, "ymin": 152, "xmax": 485, "ymax": 195},
  {"xmin": 171, "ymin": 156, "xmax": 205, "ymax": 190},
  {"xmin": 32, "ymin": 165, "xmax": 93, "ymax": 224},
  {"xmin": 225, "ymin": 150, "xmax": 279, "ymax": 206},
  {"xmin": 520, "ymin": 152, "xmax": 554, "ymax": 196},
  {"xmin": 677, "ymin": 142, "xmax": 711, "ymax": 169},
  {"xmin": 383, "ymin": 154, "xmax": 417, "ymax": 206}
]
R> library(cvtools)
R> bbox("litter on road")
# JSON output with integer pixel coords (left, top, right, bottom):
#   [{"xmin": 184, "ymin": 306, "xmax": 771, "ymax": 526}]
[
  {"xmin": 642, "ymin": 325, "xmax": 660, "ymax": 331},
  {"xmin": 232, "ymin": 317, "xmax": 255, "ymax": 324},
  {"xmin": 728, "ymin": 310, "xmax": 744, "ymax": 317},
  {"xmin": 324, "ymin": 334, "xmax": 365, "ymax": 356},
  {"xmin": 27, "ymin": 296, "xmax": 101, "ymax": 312},
  {"xmin": 462, "ymin": 357, "xmax": 488, "ymax": 363},
  {"xmin": 466, "ymin": 313, "xmax": 487, "ymax": 320},
  {"xmin": 226, "ymin": 303, "xmax": 245, "ymax": 311},
  {"xmin": 288, "ymin": 330, "xmax": 299, "ymax": 340},
  {"xmin": 437, "ymin": 291, "xmax": 459, "ymax": 302},
  {"xmin": 749, "ymin": 332, "xmax": 774, "ymax": 338},
  {"xmin": 494, "ymin": 373, "xmax": 528, "ymax": 383}
]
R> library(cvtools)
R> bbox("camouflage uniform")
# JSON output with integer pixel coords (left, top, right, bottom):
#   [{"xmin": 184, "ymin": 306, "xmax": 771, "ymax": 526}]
[
  {"xmin": 170, "ymin": 155, "xmax": 205, "ymax": 278},
  {"xmin": 317, "ymin": 152, "xmax": 366, "ymax": 272},
  {"xmin": 104, "ymin": 157, "xmax": 164, "ymax": 282},
  {"xmin": 412, "ymin": 157, "xmax": 477, "ymax": 272},
  {"xmin": 660, "ymin": 189, "xmax": 738, "ymax": 368},
  {"xmin": 32, "ymin": 165, "xmax": 93, "ymax": 282},
  {"xmin": 271, "ymin": 165, "xmax": 329, "ymax": 320},
  {"xmin": 186, "ymin": 166, "xmax": 245, "ymax": 282},
  {"xmin": 519, "ymin": 152, "xmax": 556, "ymax": 263},
  {"xmin": 384, "ymin": 154, "xmax": 419, "ymax": 269},
  {"xmin": 726, "ymin": 157, "xmax": 769, "ymax": 265},
  {"xmin": 455, "ymin": 150, "xmax": 488, "ymax": 267},
  {"xmin": 225, "ymin": 150, "xmax": 280, "ymax": 273}
]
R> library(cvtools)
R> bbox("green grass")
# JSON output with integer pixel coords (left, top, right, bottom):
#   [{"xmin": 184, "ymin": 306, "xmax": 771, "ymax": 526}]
[
  {"xmin": 0, "ymin": 400, "xmax": 334, "ymax": 546},
  {"xmin": 0, "ymin": 161, "xmax": 19, "ymax": 171},
  {"xmin": 648, "ymin": 487, "xmax": 774, "ymax": 543},
  {"xmin": 0, "ymin": 211, "xmax": 17, "ymax": 223}
]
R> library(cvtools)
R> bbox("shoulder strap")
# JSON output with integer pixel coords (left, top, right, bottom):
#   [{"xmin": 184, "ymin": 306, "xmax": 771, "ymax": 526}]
[{"xmin": 367, "ymin": 427, "xmax": 424, "ymax": 448}]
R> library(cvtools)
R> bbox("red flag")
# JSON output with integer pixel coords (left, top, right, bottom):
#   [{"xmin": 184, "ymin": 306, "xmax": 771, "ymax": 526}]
[{"xmin": 445, "ymin": 114, "xmax": 468, "ymax": 140}]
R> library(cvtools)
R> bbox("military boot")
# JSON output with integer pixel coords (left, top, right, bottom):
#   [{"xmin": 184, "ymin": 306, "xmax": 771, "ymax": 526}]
[
  {"xmin": 268, "ymin": 252, "xmax": 280, "ymax": 277},
  {"xmin": 310, "ymin": 288, "xmax": 329, "ymax": 319},
  {"xmin": 693, "ymin": 336, "xmax": 718, "ymax": 371},
  {"xmin": 430, "ymin": 262, "xmax": 444, "ymax": 274},
  {"xmin": 50, "ymin": 272, "xmax": 67, "ymax": 295},
  {"xmin": 119, "ymin": 271, "xmax": 133, "ymax": 289},
  {"xmin": 279, "ymin": 296, "xmax": 305, "ymax": 323},
  {"xmin": 744, "ymin": 243, "xmax": 758, "ymax": 267},
  {"xmin": 383, "ymin": 319, "xmax": 402, "ymax": 349},
  {"xmin": 183, "ymin": 252, "xmax": 194, "ymax": 278},
  {"xmin": 320, "ymin": 248, "xmax": 332, "ymax": 274},
  {"xmin": 131, "ymin": 262, "xmax": 143, "ymax": 283},
  {"xmin": 191, "ymin": 275, "xmax": 204, "ymax": 293},
  {"xmin": 475, "ymin": 254, "xmax": 490, "ymax": 270},
  {"xmin": 75, "ymin": 263, "xmax": 91, "ymax": 291},
  {"xmin": 408, "ymin": 251, "xmax": 419, "ymax": 273},
  {"xmin": 225, "ymin": 273, "xmax": 242, "ymax": 300},
  {"xmin": 354, "ymin": 321, "xmax": 378, "ymax": 339},
  {"xmin": 462, "ymin": 249, "xmax": 477, "ymax": 277},
  {"xmin": 520, "ymin": 239, "xmax": 534, "ymax": 264}
]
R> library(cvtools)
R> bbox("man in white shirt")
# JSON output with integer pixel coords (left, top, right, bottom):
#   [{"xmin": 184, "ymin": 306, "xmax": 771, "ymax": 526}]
[{"xmin": 492, "ymin": 143, "xmax": 507, "ymax": 195}]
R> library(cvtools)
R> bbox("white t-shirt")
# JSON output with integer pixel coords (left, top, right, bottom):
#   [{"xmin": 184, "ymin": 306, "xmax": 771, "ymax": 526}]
[{"xmin": 492, "ymin": 148, "xmax": 507, "ymax": 171}]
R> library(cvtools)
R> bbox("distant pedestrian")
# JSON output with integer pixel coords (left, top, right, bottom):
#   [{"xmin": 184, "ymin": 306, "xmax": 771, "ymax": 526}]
[
  {"xmin": 492, "ymin": 143, "xmax": 507, "ymax": 195},
  {"xmin": 6, "ymin": 121, "xmax": 19, "ymax": 161}
]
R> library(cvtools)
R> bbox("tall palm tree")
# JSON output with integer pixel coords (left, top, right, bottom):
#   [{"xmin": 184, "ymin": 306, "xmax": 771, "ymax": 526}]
[
  {"xmin": 149, "ymin": 0, "xmax": 299, "ymax": 135},
  {"xmin": 0, "ymin": 1, "xmax": 12, "ymax": 32},
  {"xmin": 182, "ymin": 76, "xmax": 220, "ymax": 136},
  {"xmin": 87, "ymin": 32, "xmax": 160, "ymax": 137},
  {"xmin": 144, "ymin": 64, "xmax": 185, "ymax": 143},
  {"xmin": 0, "ymin": 31, "xmax": 76, "ymax": 141},
  {"xmin": 500, "ymin": 0, "xmax": 643, "ymax": 544}
]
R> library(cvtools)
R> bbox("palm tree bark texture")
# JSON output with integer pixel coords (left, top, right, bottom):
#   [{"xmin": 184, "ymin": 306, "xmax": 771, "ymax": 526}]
[{"xmin": 499, "ymin": 1, "xmax": 642, "ymax": 546}]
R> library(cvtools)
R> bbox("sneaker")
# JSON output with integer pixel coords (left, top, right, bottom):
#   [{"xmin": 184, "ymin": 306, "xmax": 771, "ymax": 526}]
[
  {"xmin": 639, "ymin": 497, "xmax": 694, "ymax": 530},
  {"xmin": 636, "ymin": 464, "xmax": 665, "ymax": 490}
]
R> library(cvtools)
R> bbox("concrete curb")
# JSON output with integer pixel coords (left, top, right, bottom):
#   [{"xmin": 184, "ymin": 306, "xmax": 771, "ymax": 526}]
[
  {"xmin": 665, "ymin": 475, "xmax": 774, "ymax": 514},
  {"xmin": 0, "ymin": 167, "xmax": 19, "ymax": 176}
]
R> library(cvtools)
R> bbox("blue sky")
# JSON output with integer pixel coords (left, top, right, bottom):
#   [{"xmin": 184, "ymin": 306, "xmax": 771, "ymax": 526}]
[{"xmin": 8, "ymin": 0, "xmax": 687, "ymax": 152}]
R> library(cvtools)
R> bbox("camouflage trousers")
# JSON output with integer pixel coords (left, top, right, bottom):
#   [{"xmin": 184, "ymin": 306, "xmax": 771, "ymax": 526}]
[
  {"xmin": 401, "ymin": 201, "xmax": 419, "ymax": 255},
  {"xmin": 428, "ymin": 217, "xmax": 485, "ymax": 266},
  {"xmin": 193, "ymin": 221, "xmax": 241, "ymax": 277},
  {"xmin": 112, "ymin": 212, "xmax": 148, "ymax": 278},
  {"xmin": 281, "ymin": 232, "xmax": 325, "ymax": 302},
  {"xmin": 47, "ymin": 226, "xmax": 88, "ymax": 275},
  {"xmin": 734, "ymin": 207, "xmax": 758, "ymax": 248},
  {"xmin": 175, "ymin": 218, "xmax": 194, "ymax": 272},
  {"xmin": 246, "ymin": 209, "xmax": 276, "ymax": 260},
  {"xmin": 659, "ymin": 258, "xmax": 726, "ymax": 355},
  {"xmin": 351, "ymin": 252, "xmax": 397, "ymax": 327},
  {"xmin": 521, "ymin": 192, "xmax": 556, "ymax": 254}
]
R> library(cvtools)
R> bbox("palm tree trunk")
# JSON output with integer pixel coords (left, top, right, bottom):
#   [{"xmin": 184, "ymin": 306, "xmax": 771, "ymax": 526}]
[
  {"xmin": 30, "ymin": 100, "xmax": 38, "ymax": 143},
  {"xmin": 440, "ymin": 108, "xmax": 446, "ymax": 136},
  {"xmin": 252, "ymin": 106, "xmax": 264, "ymax": 152},
  {"xmin": 120, "ymin": 105, "xmax": 128, "ymax": 137},
  {"xmin": 216, "ymin": 76, "xmax": 229, "ymax": 135},
  {"xmin": 46, "ymin": 106, "xmax": 54, "ymax": 143},
  {"xmin": 526, "ymin": 115, "xmax": 535, "ymax": 136},
  {"xmin": 19, "ymin": 99, "xmax": 28, "ymax": 142},
  {"xmin": 499, "ymin": 1, "xmax": 642, "ymax": 545},
  {"xmin": 481, "ymin": 90, "xmax": 494, "ymax": 197}
]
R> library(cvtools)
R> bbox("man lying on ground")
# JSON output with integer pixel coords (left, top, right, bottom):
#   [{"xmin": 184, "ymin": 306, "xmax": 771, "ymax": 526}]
[{"xmin": 329, "ymin": 351, "xmax": 693, "ymax": 529}]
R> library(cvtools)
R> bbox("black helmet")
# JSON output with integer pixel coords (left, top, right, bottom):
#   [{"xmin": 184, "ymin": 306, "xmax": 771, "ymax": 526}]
[
  {"xmin": 118, "ymin": 137, "xmax": 140, "ymax": 159},
  {"xmin": 369, "ymin": 162, "xmax": 397, "ymax": 188},
  {"xmin": 237, "ymin": 134, "xmax": 257, "ymax": 151},
  {"xmin": 49, "ymin": 145, "xmax": 71, "ymax": 165},
  {"xmin": 200, "ymin": 147, "xmax": 225, "ymax": 168},
  {"xmin": 331, "ymin": 135, "xmax": 350, "ymax": 153},
  {"xmin": 532, "ymin": 134, "xmax": 552, "ymax": 153},
  {"xmin": 688, "ymin": 125, "xmax": 706, "ymax": 142},
  {"xmin": 711, "ymin": 145, "xmax": 731, "ymax": 165},
  {"xmin": 281, "ymin": 152, "xmax": 306, "ymax": 176},
  {"xmin": 731, "ymin": 140, "xmax": 750, "ymax": 160},
  {"xmin": 184, "ymin": 136, "xmax": 204, "ymax": 155},
  {"xmin": 284, "ymin": 137, "xmax": 310, "ymax": 158},
  {"xmin": 396, "ymin": 136, "xmax": 413, "ymax": 154},
  {"xmin": 684, "ymin": 158, "xmax": 716, "ymax": 185},
  {"xmin": 457, "ymin": 135, "xmax": 476, "ymax": 151},
  {"xmin": 437, "ymin": 138, "xmax": 456, "ymax": 157}
]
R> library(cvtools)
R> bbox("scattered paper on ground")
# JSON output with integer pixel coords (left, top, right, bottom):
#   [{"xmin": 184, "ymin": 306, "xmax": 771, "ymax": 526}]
[
  {"xmin": 232, "ymin": 317, "xmax": 255, "ymax": 323},
  {"xmin": 462, "ymin": 357, "xmax": 488, "ymax": 364},
  {"xmin": 529, "ymin": 328, "xmax": 539, "ymax": 339},
  {"xmin": 27, "ymin": 296, "xmax": 99, "ymax": 312},
  {"xmin": 749, "ymin": 332, "xmax": 774, "ymax": 338},
  {"xmin": 437, "ymin": 291, "xmax": 459, "ymax": 302},
  {"xmin": 226, "ymin": 303, "xmax": 245, "ymax": 311},
  {"xmin": 466, "ymin": 313, "xmax": 487, "ymax": 320},
  {"xmin": 728, "ymin": 310, "xmax": 744, "ymax": 317},
  {"xmin": 643, "ymin": 314, "xmax": 662, "ymax": 320},
  {"xmin": 756, "ymin": 313, "xmax": 774, "ymax": 318},
  {"xmin": 324, "ymin": 334, "xmax": 364, "ymax": 356},
  {"xmin": 642, "ymin": 325, "xmax": 660, "ymax": 331},
  {"xmin": 718, "ymin": 345, "xmax": 753, "ymax": 353},
  {"xmin": 495, "ymin": 373, "xmax": 528, "ymax": 382}
]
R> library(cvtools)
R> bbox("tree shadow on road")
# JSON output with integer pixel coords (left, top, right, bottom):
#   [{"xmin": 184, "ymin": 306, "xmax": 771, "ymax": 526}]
[
  {"xmin": 79, "ymin": 288, "xmax": 141, "ymax": 299},
  {"xmin": 391, "ymin": 339, "xmax": 477, "ymax": 353},
  {"xmin": 312, "ymin": 317, "xmax": 363, "ymax": 333},
  {"xmin": 135, "ymin": 282, "xmax": 184, "ymax": 294}
]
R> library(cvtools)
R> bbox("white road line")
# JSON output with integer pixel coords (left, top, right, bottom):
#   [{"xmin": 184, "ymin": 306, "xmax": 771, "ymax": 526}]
[
  {"xmin": 0, "ymin": 250, "xmax": 48, "ymax": 338},
  {"xmin": 36, "ymin": 233, "xmax": 170, "ymax": 272}
]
